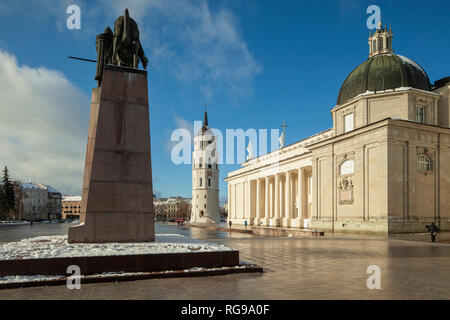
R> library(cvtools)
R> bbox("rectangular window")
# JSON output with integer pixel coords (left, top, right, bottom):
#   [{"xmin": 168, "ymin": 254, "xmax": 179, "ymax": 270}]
[
  {"xmin": 344, "ymin": 113, "xmax": 354, "ymax": 132},
  {"xmin": 416, "ymin": 106, "xmax": 425, "ymax": 123},
  {"xmin": 200, "ymin": 178, "xmax": 202, "ymax": 187}
]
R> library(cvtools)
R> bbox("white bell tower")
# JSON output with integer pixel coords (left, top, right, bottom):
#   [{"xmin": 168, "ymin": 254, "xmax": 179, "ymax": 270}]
[{"xmin": 190, "ymin": 108, "xmax": 220, "ymax": 224}]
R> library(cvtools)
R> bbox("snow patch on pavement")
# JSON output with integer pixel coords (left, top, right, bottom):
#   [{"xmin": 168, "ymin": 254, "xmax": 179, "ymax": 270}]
[
  {"xmin": 0, "ymin": 275, "xmax": 65, "ymax": 284},
  {"xmin": 0, "ymin": 234, "xmax": 233, "ymax": 260},
  {"xmin": 0, "ymin": 266, "xmax": 253, "ymax": 284}
]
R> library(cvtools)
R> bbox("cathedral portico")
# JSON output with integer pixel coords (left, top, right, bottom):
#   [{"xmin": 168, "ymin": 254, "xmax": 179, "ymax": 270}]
[{"xmin": 226, "ymin": 156, "xmax": 315, "ymax": 229}]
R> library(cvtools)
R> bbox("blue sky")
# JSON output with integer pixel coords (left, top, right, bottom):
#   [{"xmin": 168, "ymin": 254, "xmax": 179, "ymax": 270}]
[{"xmin": 0, "ymin": 0, "xmax": 449, "ymax": 200}]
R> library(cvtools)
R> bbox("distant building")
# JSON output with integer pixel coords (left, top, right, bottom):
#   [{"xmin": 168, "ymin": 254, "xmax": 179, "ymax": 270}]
[
  {"xmin": 154, "ymin": 197, "xmax": 191, "ymax": 221},
  {"xmin": 62, "ymin": 196, "xmax": 82, "ymax": 220},
  {"xmin": 37, "ymin": 184, "xmax": 62, "ymax": 220},
  {"xmin": 1, "ymin": 181, "xmax": 62, "ymax": 220},
  {"xmin": 20, "ymin": 183, "xmax": 61, "ymax": 220}
]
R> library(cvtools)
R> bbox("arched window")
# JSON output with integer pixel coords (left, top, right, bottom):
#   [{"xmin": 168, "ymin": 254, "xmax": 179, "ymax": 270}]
[
  {"xmin": 340, "ymin": 160, "xmax": 354, "ymax": 175},
  {"xmin": 373, "ymin": 40, "xmax": 376, "ymax": 51},
  {"xmin": 379, "ymin": 37, "xmax": 383, "ymax": 50},
  {"xmin": 417, "ymin": 155, "xmax": 432, "ymax": 170}
]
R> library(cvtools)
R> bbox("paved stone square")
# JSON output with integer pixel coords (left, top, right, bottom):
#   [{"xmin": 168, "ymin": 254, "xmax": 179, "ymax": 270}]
[{"xmin": 1, "ymin": 230, "xmax": 449, "ymax": 300}]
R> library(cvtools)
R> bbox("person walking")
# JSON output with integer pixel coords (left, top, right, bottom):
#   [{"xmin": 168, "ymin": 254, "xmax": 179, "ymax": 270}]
[
  {"xmin": 229, "ymin": 220, "xmax": 232, "ymax": 229},
  {"xmin": 426, "ymin": 222, "xmax": 439, "ymax": 242},
  {"xmin": 244, "ymin": 220, "xmax": 248, "ymax": 229}
]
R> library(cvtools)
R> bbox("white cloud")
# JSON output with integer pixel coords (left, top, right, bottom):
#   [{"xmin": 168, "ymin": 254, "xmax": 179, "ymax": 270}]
[
  {"xmin": 174, "ymin": 116, "xmax": 195, "ymax": 137},
  {"xmin": 164, "ymin": 115, "xmax": 195, "ymax": 158},
  {"xmin": 0, "ymin": 50, "xmax": 89, "ymax": 195},
  {"xmin": 1, "ymin": 0, "xmax": 261, "ymax": 101},
  {"xmin": 96, "ymin": 0, "xmax": 262, "ymax": 100}
]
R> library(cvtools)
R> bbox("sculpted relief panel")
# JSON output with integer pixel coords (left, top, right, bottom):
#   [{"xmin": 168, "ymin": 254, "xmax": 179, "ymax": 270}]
[{"xmin": 337, "ymin": 154, "xmax": 355, "ymax": 205}]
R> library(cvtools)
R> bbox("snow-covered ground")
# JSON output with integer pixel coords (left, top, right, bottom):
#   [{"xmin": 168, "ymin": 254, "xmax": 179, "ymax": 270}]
[
  {"xmin": 0, "ymin": 265, "xmax": 251, "ymax": 284},
  {"xmin": 0, "ymin": 221, "xmax": 30, "ymax": 227},
  {"xmin": 0, "ymin": 275, "xmax": 65, "ymax": 284},
  {"xmin": 0, "ymin": 234, "xmax": 233, "ymax": 260}
]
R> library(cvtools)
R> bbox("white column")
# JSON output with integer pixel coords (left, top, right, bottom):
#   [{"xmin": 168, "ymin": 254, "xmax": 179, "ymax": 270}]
[
  {"xmin": 246, "ymin": 180, "xmax": 251, "ymax": 222},
  {"xmin": 264, "ymin": 176, "xmax": 269, "ymax": 225},
  {"xmin": 275, "ymin": 174, "xmax": 279, "ymax": 218},
  {"xmin": 282, "ymin": 175, "xmax": 285, "ymax": 217},
  {"xmin": 241, "ymin": 182, "xmax": 245, "ymax": 221},
  {"xmin": 296, "ymin": 168, "xmax": 304, "ymax": 228},
  {"xmin": 271, "ymin": 174, "xmax": 280, "ymax": 226},
  {"xmin": 236, "ymin": 184, "xmax": 238, "ymax": 219},
  {"xmin": 255, "ymin": 179, "xmax": 261, "ymax": 225},
  {"xmin": 284, "ymin": 171, "xmax": 291, "ymax": 227},
  {"xmin": 227, "ymin": 184, "xmax": 231, "ymax": 221}
]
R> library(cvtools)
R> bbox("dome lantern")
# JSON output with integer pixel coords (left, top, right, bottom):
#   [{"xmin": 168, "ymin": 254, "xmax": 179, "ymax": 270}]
[{"xmin": 368, "ymin": 21, "xmax": 393, "ymax": 58}]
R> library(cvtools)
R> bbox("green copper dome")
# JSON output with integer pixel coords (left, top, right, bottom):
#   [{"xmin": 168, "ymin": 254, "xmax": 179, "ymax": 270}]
[{"xmin": 337, "ymin": 53, "xmax": 431, "ymax": 105}]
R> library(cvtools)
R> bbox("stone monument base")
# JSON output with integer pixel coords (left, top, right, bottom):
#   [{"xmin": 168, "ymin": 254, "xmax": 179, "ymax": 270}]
[
  {"xmin": 68, "ymin": 65, "xmax": 155, "ymax": 243},
  {"xmin": 0, "ymin": 251, "xmax": 240, "ymax": 278}
]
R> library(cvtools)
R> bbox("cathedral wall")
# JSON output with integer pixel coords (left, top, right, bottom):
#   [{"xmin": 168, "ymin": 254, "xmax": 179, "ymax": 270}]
[
  {"xmin": 434, "ymin": 84, "xmax": 450, "ymax": 127},
  {"xmin": 317, "ymin": 155, "xmax": 333, "ymax": 220},
  {"xmin": 332, "ymin": 92, "xmax": 408, "ymax": 136},
  {"xmin": 368, "ymin": 94, "xmax": 406, "ymax": 123},
  {"xmin": 407, "ymin": 92, "xmax": 440, "ymax": 126},
  {"xmin": 310, "ymin": 125, "xmax": 390, "ymax": 234},
  {"xmin": 386, "ymin": 123, "xmax": 450, "ymax": 233},
  {"xmin": 439, "ymin": 144, "xmax": 450, "ymax": 222},
  {"xmin": 332, "ymin": 90, "xmax": 440, "ymax": 136},
  {"xmin": 310, "ymin": 121, "xmax": 450, "ymax": 234}
]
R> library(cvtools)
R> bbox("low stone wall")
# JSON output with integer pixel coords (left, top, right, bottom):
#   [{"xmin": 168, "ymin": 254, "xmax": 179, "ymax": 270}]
[
  {"xmin": 310, "ymin": 219, "xmax": 388, "ymax": 235},
  {"xmin": 252, "ymin": 226, "xmax": 324, "ymax": 237},
  {"xmin": 0, "ymin": 251, "xmax": 239, "ymax": 277},
  {"xmin": 388, "ymin": 219, "xmax": 450, "ymax": 234},
  {"xmin": 308, "ymin": 218, "xmax": 450, "ymax": 234}
]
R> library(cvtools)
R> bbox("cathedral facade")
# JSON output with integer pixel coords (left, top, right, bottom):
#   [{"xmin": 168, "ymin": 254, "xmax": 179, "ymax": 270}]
[{"xmin": 225, "ymin": 24, "xmax": 450, "ymax": 234}]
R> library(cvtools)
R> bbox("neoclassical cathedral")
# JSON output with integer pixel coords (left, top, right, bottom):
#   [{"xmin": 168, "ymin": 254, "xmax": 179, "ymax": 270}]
[
  {"xmin": 225, "ymin": 24, "xmax": 450, "ymax": 234},
  {"xmin": 191, "ymin": 110, "xmax": 220, "ymax": 223}
]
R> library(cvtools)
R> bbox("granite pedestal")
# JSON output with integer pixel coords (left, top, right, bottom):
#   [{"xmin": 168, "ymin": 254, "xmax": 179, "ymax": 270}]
[{"xmin": 68, "ymin": 65, "xmax": 155, "ymax": 243}]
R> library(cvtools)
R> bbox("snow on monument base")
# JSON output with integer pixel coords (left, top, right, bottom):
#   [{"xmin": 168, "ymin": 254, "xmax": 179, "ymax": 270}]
[
  {"xmin": 0, "ymin": 235, "xmax": 240, "ymax": 278},
  {"xmin": 68, "ymin": 65, "xmax": 155, "ymax": 243}
]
